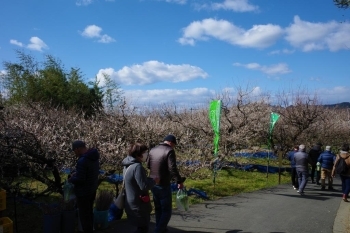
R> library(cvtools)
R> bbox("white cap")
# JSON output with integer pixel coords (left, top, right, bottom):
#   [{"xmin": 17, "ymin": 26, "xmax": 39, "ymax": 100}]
[
  {"xmin": 326, "ymin": 146, "xmax": 331, "ymax": 151},
  {"xmin": 299, "ymin": 144, "xmax": 305, "ymax": 150}
]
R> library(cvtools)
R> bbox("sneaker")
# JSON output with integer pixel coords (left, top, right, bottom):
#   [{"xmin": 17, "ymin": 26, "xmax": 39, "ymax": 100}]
[
  {"xmin": 297, "ymin": 190, "xmax": 305, "ymax": 195},
  {"xmin": 328, "ymin": 187, "xmax": 334, "ymax": 191},
  {"xmin": 321, "ymin": 187, "xmax": 325, "ymax": 191},
  {"xmin": 293, "ymin": 186, "xmax": 297, "ymax": 190}
]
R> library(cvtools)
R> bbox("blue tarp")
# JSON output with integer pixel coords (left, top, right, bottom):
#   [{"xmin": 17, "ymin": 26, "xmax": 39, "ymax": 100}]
[{"xmin": 233, "ymin": 151, "xmax": 277, "ymax": 159}]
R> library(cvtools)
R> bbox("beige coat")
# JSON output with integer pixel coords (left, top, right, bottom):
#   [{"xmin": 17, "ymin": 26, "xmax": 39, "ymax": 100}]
[{"xmin": 332, "ymin": 152, "xmax": 350, "ymax": 176}]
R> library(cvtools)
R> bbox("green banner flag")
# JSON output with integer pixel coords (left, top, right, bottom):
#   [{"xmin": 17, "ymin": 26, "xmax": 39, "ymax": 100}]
[
  {"xmin": 209, "ymin": 100, "xmax": 221, "ymax": 155},
  {"xmin": 269, "ymin": 112, "xmax": 280, "ymax": 135}
]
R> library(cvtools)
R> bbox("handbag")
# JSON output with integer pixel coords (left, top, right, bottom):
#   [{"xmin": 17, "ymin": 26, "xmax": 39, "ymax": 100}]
[
  {"xmin": 176, "ymin": 188, "xmax": 189, "ymax": 211},
  {"xmin": 114, "ymin": 165, "xmax": 131, "ymax": 209}
]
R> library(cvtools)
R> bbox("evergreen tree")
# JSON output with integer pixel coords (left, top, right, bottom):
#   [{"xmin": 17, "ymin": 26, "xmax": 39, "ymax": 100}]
[{"xmin": 2, "ymin": 51, "xmax": 104, "ymax": 116}]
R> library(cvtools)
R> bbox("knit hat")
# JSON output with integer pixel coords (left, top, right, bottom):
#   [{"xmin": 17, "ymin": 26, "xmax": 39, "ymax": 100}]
[
  {"xmin": 299, "ymin": 144, "xmax": 305, "ymax": 150},
  {"xmin": 325, "ymin": 146, "xmax": 331, "ymax": 151},
  {"xmin": 163, "ymin": 134, "xmax": 177, "ymax": 145}
]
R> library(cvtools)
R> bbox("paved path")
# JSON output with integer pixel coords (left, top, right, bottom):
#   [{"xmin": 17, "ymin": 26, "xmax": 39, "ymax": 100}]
[{"xmin": 98, "ymin": 177, "xmax": 349, "ymax": 233}]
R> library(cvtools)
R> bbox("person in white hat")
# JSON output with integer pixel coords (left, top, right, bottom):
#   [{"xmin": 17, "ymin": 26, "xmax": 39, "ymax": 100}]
[
  {"xmin": 317, "ymin": 146, "xmax": 336, "ymax": 190},
  {"xmin": 293, "ymin": 144, "xmax": 310, "ymax": 195}
]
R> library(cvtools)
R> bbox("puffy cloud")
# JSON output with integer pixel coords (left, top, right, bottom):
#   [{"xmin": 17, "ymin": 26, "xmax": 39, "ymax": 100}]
[
  {"xmin": 269, "ymin": 49, "xmax": 295, "ymax": 55},
  {"xmin": 96, "ymin": 60, "xmax": 208, "ymax": 86},
  {"xmin": 81, "ymin": 25, "xmax": 102, "ymax": 38},
  {"xmin": 80, "ymin": 25, "xmax": 115, "ymax": 43},
  {"xmin": 199, "ymin": 0, "xmax": 259, "ymax": 12},
  {"xmin": 233, "ymin": 62, "xmax": 291, "ymax": 75},
  {"xmin": 10, "ymin": 37, "xmax": 48, "ymax": 52},
  {"xmin": 164, "ymin": 0, "xmax": 187, "ymax": 4},
  {"xmin": 76, "ymin": 0, "xmax": 93, "ymax": 6},
  {"xmin": 316, "ymin": 86, "xmax": 350, "ymax": 104},
  {"xmin": 124, "ymin": 87, "xmax": 214, "ymax": 107},
  {"xmin": 10, "ymin": 39, "xmax": 23, "ymax": 47},
  {"xmin": 27, "ymin": 37, "xmax": 49, "ymax": 51},
  {"xmin": 285, "ymin": 16, "xmax": 350, "ymax": 52},
  {"xmin": 178, "ymin": 18, "xmax": 283, "ymax": 49}
]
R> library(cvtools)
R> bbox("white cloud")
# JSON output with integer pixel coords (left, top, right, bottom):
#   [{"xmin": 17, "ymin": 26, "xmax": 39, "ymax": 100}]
[
  {"xmin": 201, "ymin": 0, "xmax": 259, "ymax": 12},
  {"xmin": 81, "ymin": 25, "xmax": 102, "ymax": 38},
  {"xmin": 178, "ymin": 18, "xmax": 283, "ymax": 49},
  {"xmin": 98, "ymin": 34, "xmax": 115, "ymax": 43},
  {"xmin": 76, "ymin": 0, "xmax": 114, "ymax": 5},
  {"xmin": 124, "ymin": 87, "xmax": 214, "ymax": 107},
  {"xmin": 316, "ymin": 86, "xmax": 350, "ymax": 104},
  {"xmin": 233, "ymin": 62, "xmax": 291, "ymax": 75},
  {"xmin": 164, "ymin": 0, "xmax": 187, "ymax": 4},
  {"xmin": 10, "ymin": 39, "xmax": 23, "ymax": 47},
  {"xmin": 27, "ymin": 37, "xmax": 48, "ymax": 51},
  {"xmin": 269, "ymin": 49, "xmax": 295, "ymax": 55},
  {"xmin": 10, "ymin": 37, "xmax": 48, "ymax": 52},
  {"xmin": 0, "ymin": 70, "xmax": 7, "ymax": 76},
  {"xmin": 76, "ymin": 0, "xmax": 93, "ymax": 6},
  {"xmin": 96, "ymin": 61, "xmax": 208, "ymax": 86},
  {"xmin": 285, "ymin": 16, "xmax": 350, "ymax": 52},
  {"xmin": 310, "ymin": 77, "xmax": 321, "ymax": 82},
  {"xmin": 80, "ymin": 25, "xmax": 115, "ymax": 43}
]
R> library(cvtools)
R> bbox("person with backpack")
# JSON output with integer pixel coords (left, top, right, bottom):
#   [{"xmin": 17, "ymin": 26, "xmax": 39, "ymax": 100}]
[
  {"xmin": 317, "ymin": 146, "xmax": 336, "ymax": 191},
  {"xmin": 332, "ymin": 143, "xmax": 350, "ymax": 202}
]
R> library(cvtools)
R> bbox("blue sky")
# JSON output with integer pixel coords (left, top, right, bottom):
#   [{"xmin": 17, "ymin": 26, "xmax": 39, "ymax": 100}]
[{"xmin": 1, "ymin": 0, "xmax": 349, "ymax": 108}]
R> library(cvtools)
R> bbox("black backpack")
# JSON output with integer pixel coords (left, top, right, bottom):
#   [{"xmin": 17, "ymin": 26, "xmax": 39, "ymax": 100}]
[{"xmin": 335, "ymin": 156, "xmax": 349, "ymax": 174}]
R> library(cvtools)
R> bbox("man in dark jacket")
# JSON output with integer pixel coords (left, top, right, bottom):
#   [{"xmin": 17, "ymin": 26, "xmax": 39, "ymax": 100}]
[
  {"xmin": 288, "ymin": 146, "xmax": 299, "ymax": 190},
  {"xmin": 148, "ymin": 134, "xmax": 185, "ymax": 233},
  {"xmin": 318, "ymin": 146, "xmax": 336, "ymax": 190},
  {"xmin": 308, "ymin": 142, "xmax": 323, "ymax": 184},
  {"xmin": 69, "ymin": 140, "xmax": 100, "ymax": 233},
  {"xmin": 294, "ymin": 144, "xmax": 310, "ymax": 195}
]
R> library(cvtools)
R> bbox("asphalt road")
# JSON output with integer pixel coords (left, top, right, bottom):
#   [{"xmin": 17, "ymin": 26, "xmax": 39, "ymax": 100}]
[{"xmin": 101, "ymin": 177, "xmax": 348, "ymax": 233}]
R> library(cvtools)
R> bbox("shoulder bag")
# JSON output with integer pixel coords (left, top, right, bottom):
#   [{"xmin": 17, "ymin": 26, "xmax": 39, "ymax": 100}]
[{"xmin": 114, "ymin": 165, "xmax": 131, "ymax": 209}]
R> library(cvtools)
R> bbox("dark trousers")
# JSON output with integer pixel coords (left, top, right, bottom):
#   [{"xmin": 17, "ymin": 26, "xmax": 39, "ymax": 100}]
[
  {"xmin": 152, "ymin": 185, "xmax": 172, "ymax": 233},
  {"xmin": 310, "ymin": 166, "xmax": 320, "ymax": 183},
  {"xmin": 340, "ymin": 175, "xmax": 350, "ymax": 196},
  {"xmin": 291, "ymin": 167, "xmax": 299, "ymax": 188},
  {"xmin": 77, "ymin": 192, "xmax": 96, "ymax": 233},
  {"xmin": 135, "ymin": 226, "xmax": 149, "ymax": 233}
]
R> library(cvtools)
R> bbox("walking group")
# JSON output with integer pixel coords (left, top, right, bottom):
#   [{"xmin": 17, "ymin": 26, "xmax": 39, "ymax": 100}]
[
  {"xmin": 288, "ymin": 142, "xmax": 350, "ymax": 201},
  {"xmin": 68, "ymin": 134, "xmax": 185, "ymax": 233}
]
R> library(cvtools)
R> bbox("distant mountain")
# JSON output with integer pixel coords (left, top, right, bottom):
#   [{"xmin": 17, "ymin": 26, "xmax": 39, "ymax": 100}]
[{"xmin": 323, "ymin": 102, "xmax": 350, "ymax": 109}]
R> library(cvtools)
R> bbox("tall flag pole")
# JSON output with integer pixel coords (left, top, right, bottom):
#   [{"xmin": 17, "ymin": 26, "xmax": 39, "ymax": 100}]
[
  {"xmin": 209, "ymin": 100, "xmax": 221, "ymax": 191},
  {"xmin": 267, "ymin": 112, "xmax": 280, "ymax": 178}
]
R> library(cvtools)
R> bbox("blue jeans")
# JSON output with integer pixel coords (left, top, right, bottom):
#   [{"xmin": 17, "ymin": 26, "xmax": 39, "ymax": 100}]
[
  {"xmin": 340, "ymin": 175, "xmax": 350, "ymax": 196},
  {"xmin": 297, "ymin": 170, "xmax": 309, "ymax": 192},
  {"xmin": 152, "ymin": 185, "xmax": 172, "ymax": 233}
]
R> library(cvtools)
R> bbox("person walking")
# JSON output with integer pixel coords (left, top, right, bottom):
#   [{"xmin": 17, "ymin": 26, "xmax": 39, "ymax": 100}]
[
  {"xmin": 308, "ymin": 142, "xmax": 323, "ymax": 184},
  {"xmin": 318, "ymin": 146, "xmax": 336, "ymax": 191},
  {"xmin": 294, "ymin": 144, "xmax": 310, "ymax": 195},
  {"xmin": 68, "ymin": 140, "xmax": 100, "ymax": 233},
  {"xmin": 122, "ymin": 142, "xmax": 159, "ymax": 233},
  {"xmin": 332, "ymin": 143, "xmax": 350, "ymax": 202},
  {"xmin": 148, "ymin": 134, "xmax": 185, "ymax": 233},
  {"xmin": 287, "ymin": 145, "xmax": 299, "ymax": 190}
]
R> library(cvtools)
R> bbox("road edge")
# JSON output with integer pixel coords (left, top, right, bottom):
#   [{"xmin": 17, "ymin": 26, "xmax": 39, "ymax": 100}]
[{"xmin": 333, "ymin": 200, "xmax": 350, "ymax": 233}]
